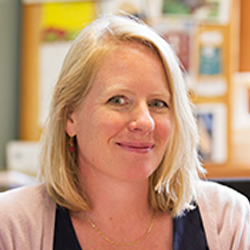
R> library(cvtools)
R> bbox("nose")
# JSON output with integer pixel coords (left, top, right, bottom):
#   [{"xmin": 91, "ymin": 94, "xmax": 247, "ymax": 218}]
[{"xmin": 128, "ymin": 103, "xmax": 155, "ymax": 134}]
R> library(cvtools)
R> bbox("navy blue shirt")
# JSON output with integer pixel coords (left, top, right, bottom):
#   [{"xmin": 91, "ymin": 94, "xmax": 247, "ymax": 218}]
[{"xmin": 53, "ymin": 205, "xmax": 209, "ymax": 250}]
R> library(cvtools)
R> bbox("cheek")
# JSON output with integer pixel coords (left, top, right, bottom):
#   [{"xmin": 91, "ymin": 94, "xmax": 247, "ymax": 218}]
[
  {"xmin": 102, "ymin": 108, "xmax": 128, "ymax": 127},
  {"xmin": 156, "ymin": 117, "xmax": 172, "ymax": 143},
  {"xmin": 89, "ymin": 111, "xmax": 125, "ymax": 141}
]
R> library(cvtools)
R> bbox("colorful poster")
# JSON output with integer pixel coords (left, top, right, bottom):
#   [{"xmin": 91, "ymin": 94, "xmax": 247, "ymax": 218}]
[
  {"xmin": 199, "ymin": 46, "xmax": 222, "ymax": 75},
  {"xmin": 162, "ymin": 0, "xmax": 219, "ymax": 16},
  {"xmin": 196, "ymin": 30, "xmax": 226, "ymax": 96},
  {"xmin": 162, "ymin": 0, "xmax": 232, "ymax": 24},
  {"xmin": 164, "ymin": 30, "xmax": 191, "ymax": 72},
  {"xmin": 40, "ymin": 2, "xmax": 96, "ymax": 41},
  {"xmin": 195, "ymin": 103, "xmax": 227, "ymax": 164},
  {"xmin": 153, "ymin": 19, "xmax": 194, "ymax": 74},
  {"xmin": 38, "ymin": 2, "xmax": 96, "ymax": 126}
]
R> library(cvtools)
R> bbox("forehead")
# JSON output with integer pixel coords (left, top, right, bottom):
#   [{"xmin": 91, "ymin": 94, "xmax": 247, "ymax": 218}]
[
  {"xmin": 87, "ymin": 41, "xmax": 170, "ymax": 94},
  {"xmin": 95, "ymin": 40, "xmax": 165, "ymax": 77}
]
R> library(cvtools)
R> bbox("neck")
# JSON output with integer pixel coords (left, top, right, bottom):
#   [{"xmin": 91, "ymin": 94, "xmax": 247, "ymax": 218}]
[
  {"xmin": 79, "ymin": 167, "xmax": 152, "ymax": 221},
  {"xmin": 71, "ymin": 167, "xmax": 158, "ymax": 247}
]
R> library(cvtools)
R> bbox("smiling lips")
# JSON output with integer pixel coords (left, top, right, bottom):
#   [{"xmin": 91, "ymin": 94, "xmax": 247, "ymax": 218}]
[{"xmin": 116, "ymin": 142, "xmax": 155, "ymax": 153}]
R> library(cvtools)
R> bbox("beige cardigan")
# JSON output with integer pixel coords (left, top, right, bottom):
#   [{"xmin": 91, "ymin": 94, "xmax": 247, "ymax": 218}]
[{"xmin": 0, "ymin": 181, "xmax": 249, "ymax": 250}]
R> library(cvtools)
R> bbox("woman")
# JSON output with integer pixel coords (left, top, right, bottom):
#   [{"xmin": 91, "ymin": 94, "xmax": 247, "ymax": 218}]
[{"xmin": 0, "ymin": 14, "xmax": 249, "ymax": 250}]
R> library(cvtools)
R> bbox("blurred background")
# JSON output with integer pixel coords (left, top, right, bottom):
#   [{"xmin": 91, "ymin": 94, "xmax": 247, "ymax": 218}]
[{"xmin": 1, "ymin": 0, "xmax": 250, "ymax": 189}]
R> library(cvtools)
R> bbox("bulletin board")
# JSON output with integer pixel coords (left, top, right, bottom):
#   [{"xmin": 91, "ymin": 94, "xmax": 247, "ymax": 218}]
[{"xmin": 20, "ymin": 0, "xmax": 250, "ymax": 178}]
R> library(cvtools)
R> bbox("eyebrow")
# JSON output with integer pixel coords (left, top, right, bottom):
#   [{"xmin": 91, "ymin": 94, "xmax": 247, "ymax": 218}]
[
  {"xmin": 152, "ymin": 91, "xmax": 171, "ymax": 98},
  {"xmin": 105, "ymin": 84, "xmax": 171, "ymax": 94},
  {"xmin": 103, "ymin": 85, "xmax": 171, "ymax": 101}
]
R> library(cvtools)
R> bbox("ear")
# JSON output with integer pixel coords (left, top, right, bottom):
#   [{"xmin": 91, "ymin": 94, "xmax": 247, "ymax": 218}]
[{"xmin": 65, "ymin": 108, "xmax": 77, "ymax": 137}]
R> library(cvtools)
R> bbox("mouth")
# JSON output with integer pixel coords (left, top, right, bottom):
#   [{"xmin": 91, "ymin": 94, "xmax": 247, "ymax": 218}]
[{"xmin": 116, "ymin": 142, "xmax": 155, "ymax": 153}]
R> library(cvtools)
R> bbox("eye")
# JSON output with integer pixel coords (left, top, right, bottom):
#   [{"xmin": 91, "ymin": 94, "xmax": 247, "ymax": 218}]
[
  {"xmin": 107, "ymin": 95, "xmax": 128, "ymax": 106},
  {"xmin": 148, "ymin": 100, "xmax": 168, "ymax": 109}
]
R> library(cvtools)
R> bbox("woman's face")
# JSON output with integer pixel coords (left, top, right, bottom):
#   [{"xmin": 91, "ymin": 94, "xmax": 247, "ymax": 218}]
[{"xmin": 66, "ymin": 42, "xmax": 172, "ymax": 182}]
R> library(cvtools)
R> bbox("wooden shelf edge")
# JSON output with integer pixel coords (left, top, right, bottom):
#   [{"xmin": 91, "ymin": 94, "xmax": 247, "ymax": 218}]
[{"xmin": 204, "ymin": 163, "xmax": 250, "ymax": 179}]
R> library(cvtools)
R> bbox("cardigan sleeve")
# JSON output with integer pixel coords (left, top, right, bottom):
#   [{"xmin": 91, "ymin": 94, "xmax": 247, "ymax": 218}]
[
  {"xmin": 196, "ymin": 180, "xmax": 250, "ymax": 250},
  {"xmin": 0, "ymin": 184, "xmax": 56, "ymax": 250}
]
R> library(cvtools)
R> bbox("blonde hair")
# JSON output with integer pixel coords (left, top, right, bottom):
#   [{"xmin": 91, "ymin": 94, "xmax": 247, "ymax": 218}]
[{"xmin": 39, "ymin": 14, "xmax": 204, "ymax": 216}]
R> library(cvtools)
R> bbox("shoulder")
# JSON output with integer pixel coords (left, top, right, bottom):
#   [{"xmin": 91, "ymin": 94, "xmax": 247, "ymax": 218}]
[
  {"xmin": 0, "ymin": 183, "xmax": 55, "ymax": 215},
  {"xmin": 0, "ymin": 182, "xmax": 48, "ymax": 201},
  {"xmin": 0, "ymin": 184, "xmax": 56, "ymax": 250},
  {"xmin": 196, "ymin": 180, "xmax": 250, "ymax": 250},
  {"xmin": 196, "ymin": 180, "xmax": 250, "ymax": 227},
  {"xmin": 196, "ymin": 179, "xmax": 249, "ymax": 206}
]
